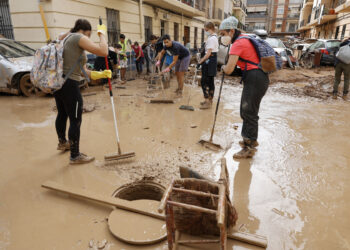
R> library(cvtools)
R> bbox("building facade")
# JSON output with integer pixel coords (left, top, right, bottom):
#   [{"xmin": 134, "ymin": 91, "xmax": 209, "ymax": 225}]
[
  {"xmin": 298, "ymin": 0, "xmax": 350, "ymax": 40},
  {"xmin": 246, "ymin": 0, "xmax": 302, "ymax": 33},
  {"xmin": 0, "ymin": 0, "xmax": 247, "ymax": 50}
]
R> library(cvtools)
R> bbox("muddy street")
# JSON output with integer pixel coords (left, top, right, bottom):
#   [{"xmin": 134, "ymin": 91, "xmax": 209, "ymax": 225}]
[{"xmin": 0, "ymin": 70, "xmax": 350, "ymax": 250}]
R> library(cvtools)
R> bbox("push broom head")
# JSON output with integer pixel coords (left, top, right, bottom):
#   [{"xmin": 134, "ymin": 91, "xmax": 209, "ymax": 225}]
[
  {"xmin": 150, "ymin": 99, "xmax": 175, "ymax": 104},
  {"xmin": 198, "ymin": 139, "xmax": 222, "ymax": 151},
  {"xmin": 179, "ymin": 105, "xmax": 194, "ymax": 111},
  {"xmin": 104, "ymin": 152, "xmax": 136, "ymax": 162}
]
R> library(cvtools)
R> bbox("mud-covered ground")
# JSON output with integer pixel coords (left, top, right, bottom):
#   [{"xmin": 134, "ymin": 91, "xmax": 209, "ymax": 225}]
[{"xmin": 0, "ymin": 67, "xmax": 349, "ymax": 250}]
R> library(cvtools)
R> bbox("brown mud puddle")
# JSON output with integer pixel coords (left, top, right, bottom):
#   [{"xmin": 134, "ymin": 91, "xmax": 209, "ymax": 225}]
[{"xmin": 0, "ymin": 70, "xmax": 349, "ymax": 249}]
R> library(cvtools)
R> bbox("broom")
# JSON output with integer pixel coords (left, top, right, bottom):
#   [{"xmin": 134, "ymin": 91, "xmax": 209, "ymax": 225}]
[{"xmin": 98, "ymin": 17, "xmax": 135, "ymax": 162}]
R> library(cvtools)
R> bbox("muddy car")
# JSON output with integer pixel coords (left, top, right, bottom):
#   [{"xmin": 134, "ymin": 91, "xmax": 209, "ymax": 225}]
[
  {"xmin": 265, "ymin": 37, "xmax": 294, "ymax": 68},
  {"xmin": 0, "ymin": 38, "xmax": 44, "ymax": 97},
  {"xmin": 300, "ymin": 39, "xmax": 341, "ymax": 68}
]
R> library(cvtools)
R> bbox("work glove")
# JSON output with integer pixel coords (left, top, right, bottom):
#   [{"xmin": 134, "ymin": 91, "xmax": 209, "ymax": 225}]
[
  {"xmin": 156, "ymin": 60, "xmax": 161, "ymax": 66},
  {"xmin": 91, "ymin": 70, "xmax": 112, "ymax": 80},
  {"xmin": 97, "ymin": 24, "xmax": 107, "ymax": 36},
  {"xmin": 162, "ymin": 67, "xmax": 170, "ymax": 73}
]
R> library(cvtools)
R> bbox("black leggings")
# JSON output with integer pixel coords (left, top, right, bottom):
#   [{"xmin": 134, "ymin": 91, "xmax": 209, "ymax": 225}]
[
  {"xmin": 53, "ymin": 78, "xmax": 83, "ymax": 158},
  {"xmin": 201, "ymin": 57, "xmax": 217, "ymax": 99},
  {"xmin": 240, "ymin": 69, "xmax": 269, "ymax": 142}
]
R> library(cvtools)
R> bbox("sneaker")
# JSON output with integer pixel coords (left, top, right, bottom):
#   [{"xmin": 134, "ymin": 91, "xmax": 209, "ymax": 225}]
[
  {"xmin": 57, "ymin": 141, "xmax": 70, "ymax": 151},
  {"xmin": 70, "ymin": 153, "xmax": 95, "ymax": 165},
  {"xmin": 233, "ymin": 147, "xmax": 257, "ymax": 159},
  {"xmin": 200, "ymin": 100, "xmax": 212, "ymax": 109},
  {"xmin": 332, "ymin": 93, "xmax": 338, "ymax": 99},
  {"xmin": 239, "ymin": 140, "xmax": 259, "ymax": 148},
  {"xmin": 342, "ymin": 94, "xmax": 348, "ymax": 101}
]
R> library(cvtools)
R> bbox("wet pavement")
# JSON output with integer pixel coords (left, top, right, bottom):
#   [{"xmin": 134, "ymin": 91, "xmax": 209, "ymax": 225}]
[{"xmin": 0, "ymin": 70, "xmax": 349, "ymax": 249}]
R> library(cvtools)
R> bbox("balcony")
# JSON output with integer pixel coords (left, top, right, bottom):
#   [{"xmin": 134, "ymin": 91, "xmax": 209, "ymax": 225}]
[
  {"xmin": 287, "ymin": 13, "xmax": 301, "ymax": 19},
  {"xmin": 142, "ymin": 0, "xmax": 206, "ymax": 17},
  {"xmin": 233, "ymin": 0, "xmax": 248, "ymax": 16},
  {"xmin": 309, "ymin": 4, "xmax": 337, "ymax": 25},
  {"xmin": 211, "ymin": 8, "xmax": 223, "ymax": 24},
  {"xmin": 246, "ymin": 13, "xmax": 268, "ymax": 20},
  {"xmin": 335, "ymin": 0, "xmax": 350, "ymax": 13}
]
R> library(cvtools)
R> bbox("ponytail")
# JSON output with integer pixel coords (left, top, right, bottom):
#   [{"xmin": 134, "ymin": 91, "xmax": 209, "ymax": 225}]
[{"xmin": 70, "ymin": 19, "xmax": 92, "ymax": 33}]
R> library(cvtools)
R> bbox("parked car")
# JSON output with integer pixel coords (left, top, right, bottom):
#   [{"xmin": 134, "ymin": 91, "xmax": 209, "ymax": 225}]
[
  {"xmin": 300, "ymin": 39, "xmax": 341, "ymax": 68},
  {"xmin": 265, "ymin": 37, "xmax": 294, "ymax": 67},
  {"xmin": 0, "ymin": 38, "xmax": 46, "ymax": 97}
]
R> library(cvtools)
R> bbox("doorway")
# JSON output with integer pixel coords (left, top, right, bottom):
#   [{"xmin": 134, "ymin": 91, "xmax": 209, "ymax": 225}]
[{"xmin": 184, "ymin": 26, "xmax": 190, "ymax": 46}]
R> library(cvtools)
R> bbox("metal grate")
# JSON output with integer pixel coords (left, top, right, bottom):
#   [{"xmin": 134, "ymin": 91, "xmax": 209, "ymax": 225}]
[
  {"xmin": 106, "ymin": 8, "xmax": 120, "ymax": 47},
  {"xmin": 0, "ymin": 0, "xmax": 14, "ymax": 39}
]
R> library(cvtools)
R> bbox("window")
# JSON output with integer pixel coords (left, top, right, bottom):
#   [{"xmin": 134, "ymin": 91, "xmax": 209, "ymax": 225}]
[
  {"xmin": 174, "ymin": 22, "xmax": 179, "ymax": 41},
  {"xmin": 161, "ymin": 20, "xmax": 165, "ymax": 37},
  {"xmin": 288, "ymin": 23, "xmax": 297, "ymax": 32},
  {"xmin": 341, "ymin": 24, "xmax": 346, "ymax": 40},
  {"xmin": 277, "ymin": 6, "xmax": 284, "ymax": 15},
  {"xmin": 335, "ymin": 26, "xmax": 340, "ymax": 39},
  {"xmin": 194, "ymin": 27, "xmax": 198, "ymax": 49},
  {"xmin": 144, "ymin": 16, "xmax": 153, "ymax": 42},
  {"xmin": 0, "ymin": 0, "xmax": 14, "ymax": 39},
  {"xmin": 106, "ymin": 8, "xmax": 120, "ymax": 47}
]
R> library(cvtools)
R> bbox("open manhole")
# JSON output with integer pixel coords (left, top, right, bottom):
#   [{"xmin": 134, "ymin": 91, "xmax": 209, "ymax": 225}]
[
  {"xmin": 109, "ymin": 181, "xmax": 167, "ymax": 245},
  {"xmin": 112, "ymin": 180, "xmax": 165, "ymax": 201}
]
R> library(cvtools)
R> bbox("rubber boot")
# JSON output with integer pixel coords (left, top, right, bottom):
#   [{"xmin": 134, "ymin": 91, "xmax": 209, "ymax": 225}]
[
  {"xmin": 233, "ymin": 146, "xmax": 257, "ymax": 159},
  {"xmin": 239, "ymin": 140, "xmax": 259, "ymax": 148},
  {"xmin": 57, "ymin": 138, "xmax": 70, "ymax": 151}
]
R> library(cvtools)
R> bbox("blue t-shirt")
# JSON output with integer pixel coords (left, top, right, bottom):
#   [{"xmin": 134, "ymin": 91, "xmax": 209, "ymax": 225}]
[{"xmin": 164, "ymin": 41, "xmax": 190, "ymax": 60}]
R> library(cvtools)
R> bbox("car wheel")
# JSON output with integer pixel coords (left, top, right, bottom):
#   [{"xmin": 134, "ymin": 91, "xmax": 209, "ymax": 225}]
[{"xmin": 19, "ymin": 74, "xmax": 46, "ymax": 97}]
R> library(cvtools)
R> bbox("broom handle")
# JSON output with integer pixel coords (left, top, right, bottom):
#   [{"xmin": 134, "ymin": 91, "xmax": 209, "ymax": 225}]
[
  {"xmin": 209, "ymin": 46, "xmax": 230, "ymax": 142},
  {"xmin": 100, "ymin": 17, "xmax": 122, "ymax": 155}
]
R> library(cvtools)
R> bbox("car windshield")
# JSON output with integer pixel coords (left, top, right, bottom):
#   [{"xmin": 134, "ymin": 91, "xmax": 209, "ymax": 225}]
[
  {"xmin": 326, "ymin": 41, "xmax": 341, "ymax": 48},
  {"xmin": 265, "ymin": 38, "xmax": 285, "ymax": 48},
  {"xmin": 0, "ymin": 40, "xmax": 35, "ymax": 58}
]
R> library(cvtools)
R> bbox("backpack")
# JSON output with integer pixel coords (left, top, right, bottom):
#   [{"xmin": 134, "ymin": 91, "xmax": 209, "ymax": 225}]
[
  {"xmin": 30, "ymin": 35, "xmax": 88, "ymax": 93},
  {"xmin": 236, "ymin": 36, "xmax": 282, "ymax": 73},
  {"xmin": 336, "ymin": 43, "xmax": 350, "ymax": 64}
]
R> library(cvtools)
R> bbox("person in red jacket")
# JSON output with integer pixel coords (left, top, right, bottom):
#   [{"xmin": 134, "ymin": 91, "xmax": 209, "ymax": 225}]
[
  {"xmin": 220, "ymin": 16, "xmax": 269, "ymax": 159},
  {"xmin": 131, "ymin": 41, "xmax": 145, "ymax": 77}
]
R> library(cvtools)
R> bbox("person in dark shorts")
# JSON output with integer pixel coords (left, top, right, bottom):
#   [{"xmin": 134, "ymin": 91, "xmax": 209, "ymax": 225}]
[{"xmin": 156, "ymin": 34, "xmax": 190, "ymax": 96}]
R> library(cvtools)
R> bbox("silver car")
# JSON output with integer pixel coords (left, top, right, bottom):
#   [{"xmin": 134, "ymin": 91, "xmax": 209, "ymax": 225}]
[{"xmin": 0, "ymin": 38, "xmax": 44, "ymax": 97}]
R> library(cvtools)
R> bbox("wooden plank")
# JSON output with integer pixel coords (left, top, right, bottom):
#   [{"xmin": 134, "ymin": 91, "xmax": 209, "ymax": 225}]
[
  {"xmin": 228, "ymin": 231, "xmax": 268, "ymax": 248},
  {"xmin": 216, "ymin": 183, "xmax": 226, "ymax": 227},
  {"xmin": 172, "ymin": 187, "xmax": 219, "ymax": 198},
  {"xmin": 177, "ymin": 239, "xmax": 220, "ymax": 244},
  {"xmin": 167, "ymin": 201, "xmax": 217, "ymax": 215},
  {"xmin": 41, "ymin": 181, "xmax": 165, "ymax": 220},
  {"xmin": 158, "ymin": 179, "xmax": 174, "ymax": 213}
]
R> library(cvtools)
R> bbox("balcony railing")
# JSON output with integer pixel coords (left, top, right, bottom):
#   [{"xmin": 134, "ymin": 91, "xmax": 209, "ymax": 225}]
[
  {"xmin": 335, "ymin": 0, "xmax": 347, "ymax": 8},
  {"xmin": 180, "ymin": 0, "xmax": 206, "ymax": 11},
  {"xmin": 246, "ymin": 13, "xmax": 268, "ymax": 19},
  {"xmin": 288, "ymin": 13, "xmax": 300, "ymax": 18}
]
